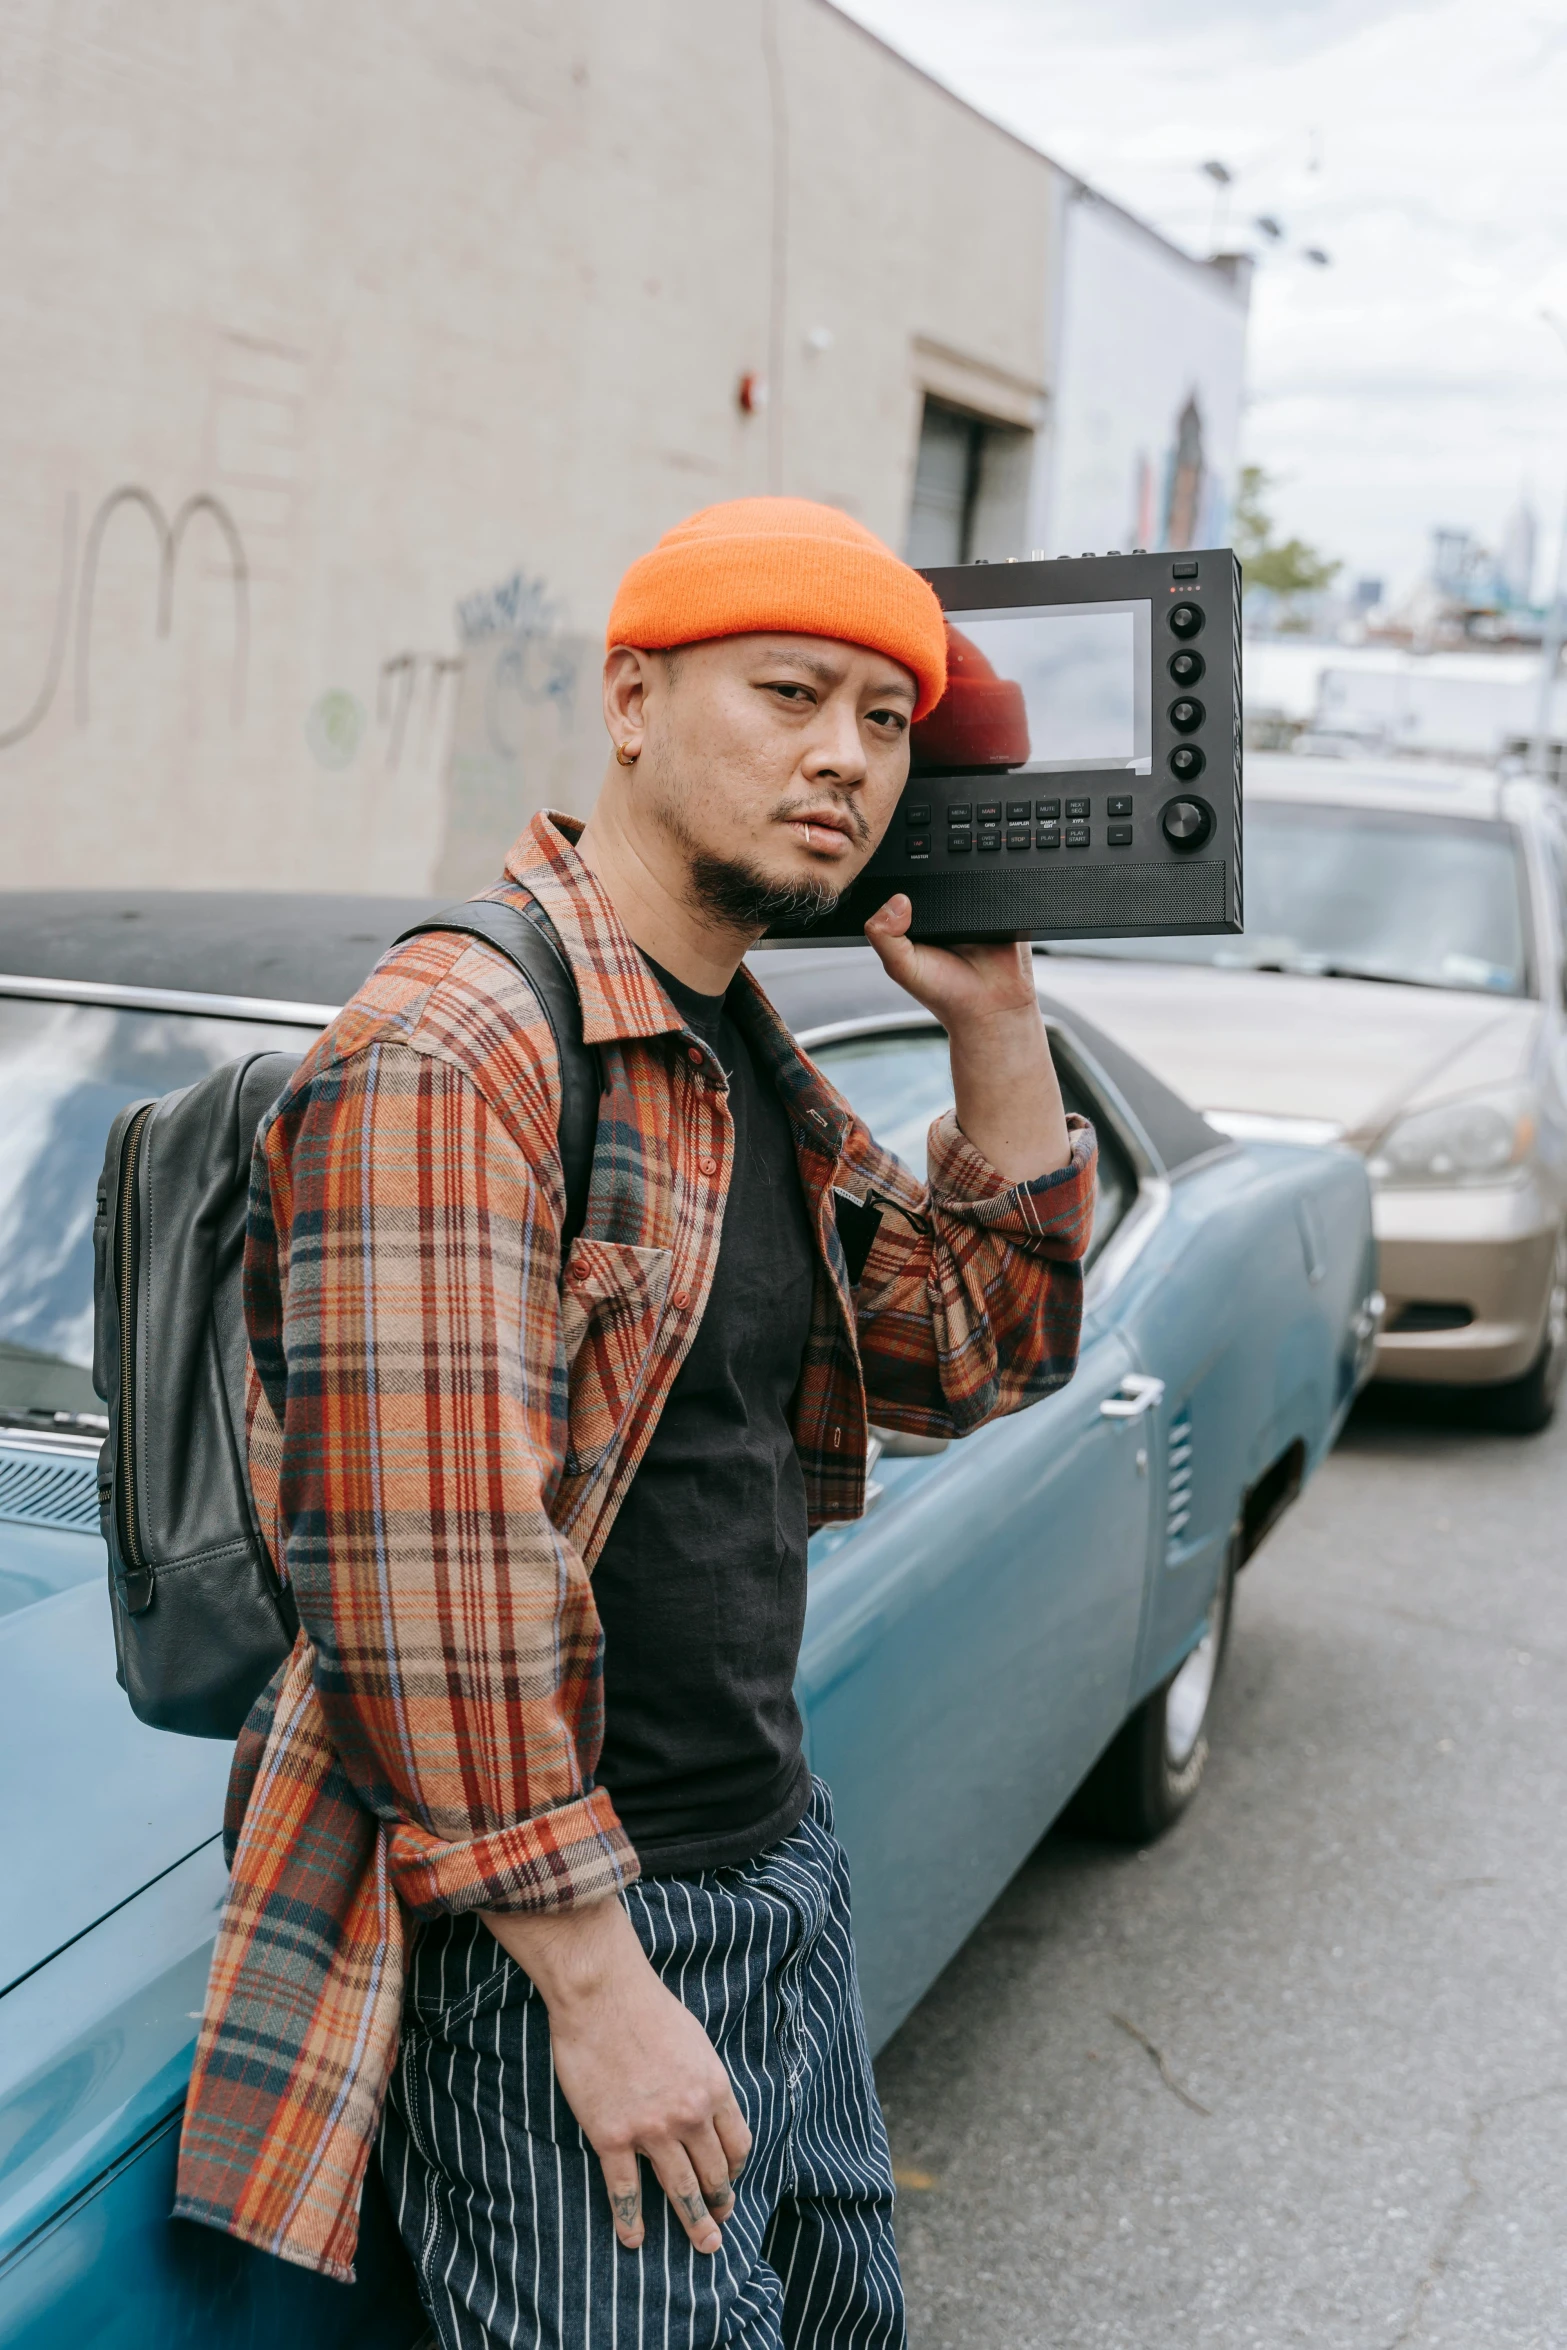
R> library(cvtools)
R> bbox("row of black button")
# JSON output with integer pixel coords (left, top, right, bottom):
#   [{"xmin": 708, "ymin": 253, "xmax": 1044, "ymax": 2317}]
[
  {"xmin": 908, "ymin": 823, "xmax": 1135, "ymax": 858},
  {"xmin": 910, "ymin": 794, "xmax": 1138, "ymax": 828}
]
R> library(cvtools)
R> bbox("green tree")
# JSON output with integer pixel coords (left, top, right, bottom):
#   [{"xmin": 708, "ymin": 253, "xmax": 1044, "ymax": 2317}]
[{"xmin": 1233, "ymin": 463, "xmax": 1341, "ymax": 606}]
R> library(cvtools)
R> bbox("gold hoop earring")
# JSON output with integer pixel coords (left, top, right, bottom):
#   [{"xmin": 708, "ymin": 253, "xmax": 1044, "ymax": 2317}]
[{"xmin": 615, "ymin": 742, "xmax": 639, "ymax": 767}]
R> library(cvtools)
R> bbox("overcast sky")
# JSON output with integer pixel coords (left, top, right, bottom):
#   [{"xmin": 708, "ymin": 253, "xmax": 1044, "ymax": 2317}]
[{"xmin": 836, "ymin": 0, "xmax": 1567, "ymax": 599}]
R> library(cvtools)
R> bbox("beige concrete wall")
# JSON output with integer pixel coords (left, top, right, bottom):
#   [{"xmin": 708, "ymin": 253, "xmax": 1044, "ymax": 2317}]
[{"xmin": 0, "ymin": 0, "xmax": 1058, "ymax": 894}]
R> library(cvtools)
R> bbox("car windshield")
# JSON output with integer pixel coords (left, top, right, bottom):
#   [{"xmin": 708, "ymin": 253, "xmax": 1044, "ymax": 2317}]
[
  {"xmin": 0, "ymin": 997, "xmax": 319, "ymax": 1425},
  {"xmin": 1041, "ymin": 800, "xmax": 1531, "ymax": 997}
]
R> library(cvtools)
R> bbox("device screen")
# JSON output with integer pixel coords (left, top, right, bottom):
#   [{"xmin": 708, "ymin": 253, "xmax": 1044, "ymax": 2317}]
[{"xmin": 911, "ymin": 599, "xmax": 1153, "ymax": 776}]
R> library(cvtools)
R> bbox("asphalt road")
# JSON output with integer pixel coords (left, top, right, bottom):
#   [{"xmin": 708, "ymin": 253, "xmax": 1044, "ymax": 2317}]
[{"xmin": 875, "ymin": 1387, "xmax": 1567, "ymax": 2350}]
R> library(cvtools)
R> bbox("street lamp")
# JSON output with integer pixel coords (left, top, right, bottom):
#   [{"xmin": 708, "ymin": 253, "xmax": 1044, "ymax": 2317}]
[{"xmin": 1198, "ymin": 160, "xmax": 1332, "ymax": 268}]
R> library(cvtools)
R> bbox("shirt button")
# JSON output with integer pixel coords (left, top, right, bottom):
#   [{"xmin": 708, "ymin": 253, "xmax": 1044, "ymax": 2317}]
[
  {"xmin": 687, "ymin": 1046, "xmax": 703, "ymax": 1065},
  {"xmin": 831, "ymin": 1426, "xmax": 843, "ymax": 1450},
  {"xmin": 673, "ymin": 1291, "xmax": 690, "ymax": 1309},
  {"xmin": 698, "ymin": 1155, "xmax": 718, "ymax": 1176}
]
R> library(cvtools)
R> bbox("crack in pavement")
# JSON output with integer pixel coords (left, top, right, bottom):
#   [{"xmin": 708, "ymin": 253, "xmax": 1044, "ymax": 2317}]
[
  {"xmin": 1108, "ymin": 2012, "xmax": 1212, "ymax": 2117},
  {"xmin": 1384, "ymin": 2081, "xmax": 1567, "ymax": 2348}
]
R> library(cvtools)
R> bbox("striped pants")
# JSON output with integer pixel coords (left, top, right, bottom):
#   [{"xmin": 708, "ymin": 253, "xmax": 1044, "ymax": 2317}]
[{"xmin": 381, "ymin": 1779, "xmax": 906, "ymax": 2349}]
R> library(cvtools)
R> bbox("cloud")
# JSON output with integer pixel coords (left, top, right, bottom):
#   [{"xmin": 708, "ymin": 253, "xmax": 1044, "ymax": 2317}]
[{"xmin": 835, "ymin": 0, "xmax": 1567, "ymax": 592}]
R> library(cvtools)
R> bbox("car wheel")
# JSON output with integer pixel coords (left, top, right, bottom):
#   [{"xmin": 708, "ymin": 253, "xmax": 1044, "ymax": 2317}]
[
  {"xmin": 1062, "ymin": 1542, "xmax": 1236, "ymax": 1845},
  {"xmin": 1476, "ymin": 1226, "xmax": 1567, "ymax": 1435}
]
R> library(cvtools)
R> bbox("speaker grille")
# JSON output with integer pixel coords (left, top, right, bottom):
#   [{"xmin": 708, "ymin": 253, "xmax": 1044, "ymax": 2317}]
[{"xmin": 772, "ymin": 860, "xmax": 1230, "ymax": 941}]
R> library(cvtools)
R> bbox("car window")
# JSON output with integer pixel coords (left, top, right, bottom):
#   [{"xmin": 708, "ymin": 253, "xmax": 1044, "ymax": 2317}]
[
  {"xmin": 810, "ymin": 1026, "xmax": 1137, "ymax": 1267},
  {"xmin": 1041, "ymin": 801, "xmax": 1532, "ymax": 997},
  {"xmin": 0, "ymin": 998, "xmax": 319, "ymax": 1424}
]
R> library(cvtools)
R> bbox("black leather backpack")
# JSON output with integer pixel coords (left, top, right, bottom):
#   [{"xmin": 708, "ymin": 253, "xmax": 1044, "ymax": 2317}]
[{"xmin": 91, "ymin": 898, "xmax": 599, "ymax": 1739}]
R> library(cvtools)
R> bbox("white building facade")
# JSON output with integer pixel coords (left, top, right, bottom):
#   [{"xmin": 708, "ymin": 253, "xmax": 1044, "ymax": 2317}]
[{"xmin": 1039, "ymin": 187, "xmax": 1252, "ymax": 567}]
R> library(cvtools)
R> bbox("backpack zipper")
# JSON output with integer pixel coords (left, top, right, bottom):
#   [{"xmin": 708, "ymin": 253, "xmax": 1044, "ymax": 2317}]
[{"xmin": 115, "ymin": 1105, "xmax": 154, "ymax": 1607}]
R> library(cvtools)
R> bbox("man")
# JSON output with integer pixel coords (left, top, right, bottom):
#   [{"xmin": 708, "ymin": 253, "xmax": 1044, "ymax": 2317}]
[{"xmin": 177, "ymin": 497, "xmax": 1096, "ymax": 2347}]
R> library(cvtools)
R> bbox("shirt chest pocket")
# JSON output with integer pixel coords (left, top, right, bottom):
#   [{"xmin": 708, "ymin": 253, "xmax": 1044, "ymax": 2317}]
[{"xmin": 559, "ymin": 1239, "xmax": 674, "ymax": 1474}]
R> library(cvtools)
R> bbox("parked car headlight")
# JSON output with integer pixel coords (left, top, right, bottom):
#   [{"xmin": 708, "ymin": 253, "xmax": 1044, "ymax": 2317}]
[{"xmin": 1367, "ymin": 1086, "xmax": 1536, "ymax": 1187}]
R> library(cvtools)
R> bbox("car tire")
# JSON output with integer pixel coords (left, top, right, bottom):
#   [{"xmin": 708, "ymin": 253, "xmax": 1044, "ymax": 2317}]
[
  {"xmin": 1062, "ymin": 1542, "xmax": 1237, "ymax": 1845},
  {"xmin": 1475, "ymin": 1228, "xmax": 1567, "ymax": 1436}
]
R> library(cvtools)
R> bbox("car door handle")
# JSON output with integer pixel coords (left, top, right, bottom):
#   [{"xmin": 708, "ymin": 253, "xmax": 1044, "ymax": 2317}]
[{"xmin": 1099, "ymin": 1374, "xmax": 1166, "ymax": 1420}]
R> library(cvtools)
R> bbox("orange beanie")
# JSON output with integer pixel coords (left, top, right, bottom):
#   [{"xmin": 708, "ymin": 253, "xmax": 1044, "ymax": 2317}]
[{"xmin": 606, "ymin": 497, "xmax": 948, "ymax": 719}]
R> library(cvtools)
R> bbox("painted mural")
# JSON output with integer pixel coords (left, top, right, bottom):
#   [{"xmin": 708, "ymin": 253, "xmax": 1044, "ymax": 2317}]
[{"xmin": 1045, "ymin": 192, "xmax": 1249, "ymax": 563}]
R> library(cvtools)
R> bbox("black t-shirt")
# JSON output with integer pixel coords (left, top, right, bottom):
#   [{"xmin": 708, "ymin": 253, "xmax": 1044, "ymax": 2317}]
[{"xmin": 589, "ymin": 957, "xmax": 818, "ymax": 1877}]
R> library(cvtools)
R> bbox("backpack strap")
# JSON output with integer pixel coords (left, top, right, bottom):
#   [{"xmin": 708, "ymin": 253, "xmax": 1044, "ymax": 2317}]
[{"xmin": 394, "ymin": 897, "xmax": 601, "ymax": 1254}]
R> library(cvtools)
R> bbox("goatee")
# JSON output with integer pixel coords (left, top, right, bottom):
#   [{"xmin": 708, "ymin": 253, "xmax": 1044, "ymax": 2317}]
[{"xmin": 686, "ymin": 851, "xmax": 845, "ymax": 932}]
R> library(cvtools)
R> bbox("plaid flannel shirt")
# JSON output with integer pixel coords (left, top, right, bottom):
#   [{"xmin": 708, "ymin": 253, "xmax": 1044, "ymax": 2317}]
[{"xmin": 174, "ymin": 812, "xmax": 1096, "ymax": 2279}]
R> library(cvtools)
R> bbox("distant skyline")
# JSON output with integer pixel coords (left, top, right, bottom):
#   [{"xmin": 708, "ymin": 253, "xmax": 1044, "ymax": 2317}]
[{"xmin": 835, "ymin": 0, "xmax": 1567, "ymax": 601}]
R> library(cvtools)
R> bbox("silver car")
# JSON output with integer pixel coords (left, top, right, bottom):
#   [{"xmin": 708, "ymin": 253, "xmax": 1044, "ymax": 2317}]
[{"xmin": 1037, "ymin": 753, "xmax": 1567, "ymax": 1430}]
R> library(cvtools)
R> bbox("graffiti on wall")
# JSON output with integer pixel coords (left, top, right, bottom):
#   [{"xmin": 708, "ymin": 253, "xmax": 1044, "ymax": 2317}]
[
  {"xmin": 303, "ymin": 655, "xmax": 464, "ymax": 776},
  {"xmin": 0, "ymin": 484, "xmax": 250, "ymax": 751},
  {"xmin": 76, "ymin": 487, "xmax": 249, "ymax": 724},
  {"xmin": 454, "ymin": 567, "xmax": 581, "ymax": 763},
  {"xmin": 377, "ymin": 650, "xmax": 465, "ymax": 770},
  {"xmin": 436, "ymin": 565, "xmax": 603, "ymax": 896},
  {"xmin": 0, "ymin": 496, "xmax": 77, "ymax": 752},
  {"xmin": 2, "ymin": 507, "xmax": 579, "ymax": 895},
  {"xmin": 456, "ymin": 568, "xmax": 560, "ymax": 644},
  {"xmin": 304, "ymin": 688, "xmax": 366, "ymax": 770}
]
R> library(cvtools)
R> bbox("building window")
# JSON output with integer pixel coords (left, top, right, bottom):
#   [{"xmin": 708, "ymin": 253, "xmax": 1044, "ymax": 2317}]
[{"xmin": 906, "ymin": 395, "xmax": 1032, "ymax": 569}]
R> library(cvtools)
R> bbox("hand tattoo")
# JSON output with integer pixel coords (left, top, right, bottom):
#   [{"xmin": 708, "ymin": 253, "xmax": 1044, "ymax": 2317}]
[{"xmin": 613, "ymin": 2190, "xmax": 641, "ymax": 2228}]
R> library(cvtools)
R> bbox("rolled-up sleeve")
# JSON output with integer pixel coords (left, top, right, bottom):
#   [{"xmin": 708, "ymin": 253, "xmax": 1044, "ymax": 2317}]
[
  {"xmin": 849, "ymin": 1109, "xmax": 1098, "ymax": 1439},
  {"xmin": 249, "ymin": 1037, "xmax": 636, "ymax": 1921}
]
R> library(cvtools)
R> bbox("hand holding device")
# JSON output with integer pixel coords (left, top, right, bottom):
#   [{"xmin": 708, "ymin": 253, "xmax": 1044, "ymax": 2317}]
[{"xmin": 864, "ymin": 893, "xmax": 1073, "ymax": 1181}]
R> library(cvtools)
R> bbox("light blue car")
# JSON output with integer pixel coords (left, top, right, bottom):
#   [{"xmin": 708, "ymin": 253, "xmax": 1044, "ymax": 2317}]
[{"xmin": 0, "ymin": 900, "xmax": 1379, "ymax": 2348}]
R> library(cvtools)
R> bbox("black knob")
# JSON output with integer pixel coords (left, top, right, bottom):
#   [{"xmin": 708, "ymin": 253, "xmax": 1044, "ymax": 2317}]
[
  {"xmin": 1169, "ymin": 601, "xmax": 1204, "ymax": 639},
  {"xmin": 1162, "ymin": 797, "xmax": 1214, "ymax": 851},
  {"xmin": 1168, "ymin": 647, "xmax": 1205, "ymax": 686},
  {"xmin": 1168, "ymin": 742, "xmax": 1206, "ymax": 780},
  {"xmin": 1169, "ymin": 696, "xmax": 1205, "ymax": 734}
]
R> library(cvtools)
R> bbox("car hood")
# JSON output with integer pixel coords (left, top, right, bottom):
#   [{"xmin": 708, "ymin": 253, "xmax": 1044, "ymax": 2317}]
[
  {"xmin": 1035, "ymin": 957, "xmax": 1540, "ymax": 1144},
  {"xmin": 0, "ymin": 1542, "xmax": 230, "ymax": 1996}
]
